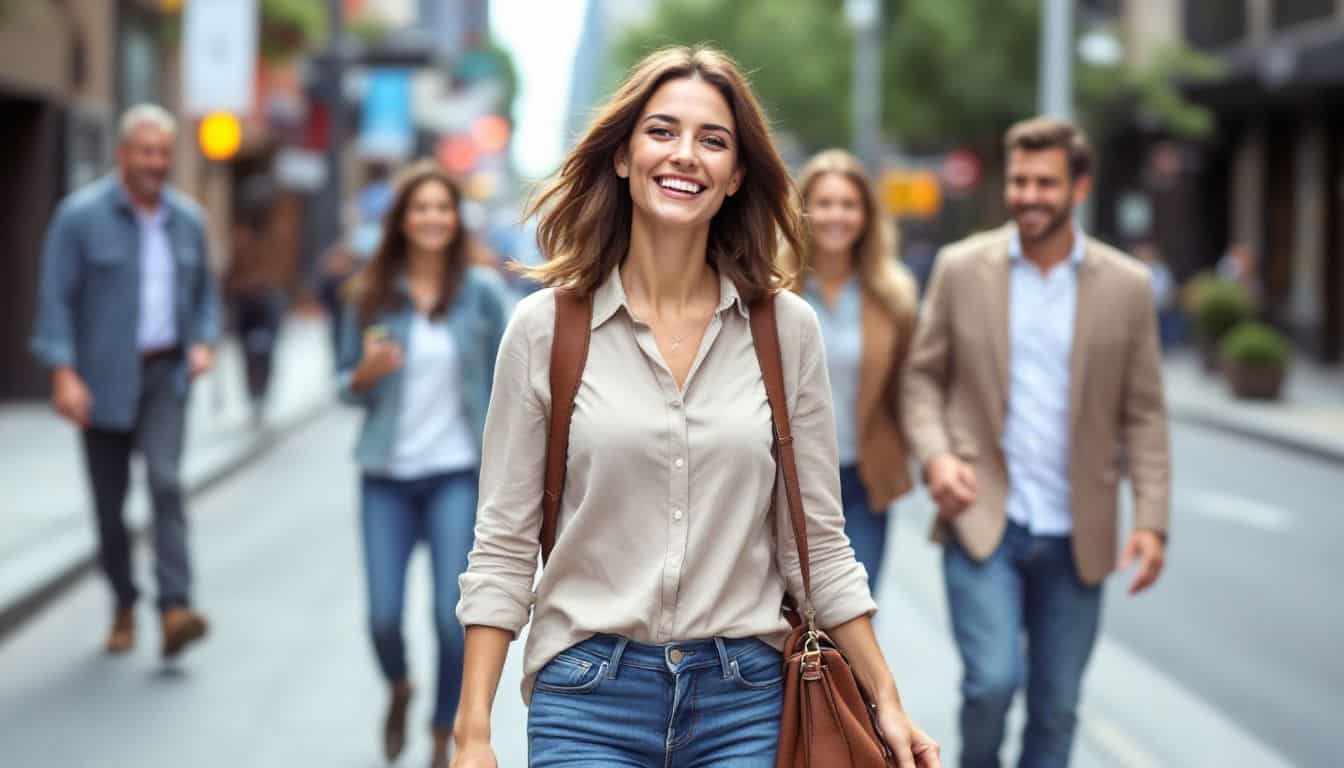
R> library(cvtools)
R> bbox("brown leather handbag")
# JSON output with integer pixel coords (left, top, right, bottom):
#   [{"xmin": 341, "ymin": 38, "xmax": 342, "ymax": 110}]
[{"xmin": 541, "ymin": 288, "xmax": 894, "ymax": 766}]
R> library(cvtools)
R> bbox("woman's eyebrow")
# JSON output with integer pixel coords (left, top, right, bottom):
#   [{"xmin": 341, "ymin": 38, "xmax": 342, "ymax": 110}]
[{"xmin": 642, "ymin": 114, "xmax": 734, "ymax": 138}]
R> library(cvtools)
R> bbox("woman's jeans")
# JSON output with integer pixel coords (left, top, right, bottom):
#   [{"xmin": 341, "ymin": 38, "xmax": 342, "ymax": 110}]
[
  {"xmin": 841, "ymin": 464, "xmax": 889, "ymax": 595},
  {"xmin": 361, "ymin": 469, "xmax": 478, "ymax": 729},
  {"xmin": 528, "ymin": 634, "xmax": 784, "ymax": 767}
]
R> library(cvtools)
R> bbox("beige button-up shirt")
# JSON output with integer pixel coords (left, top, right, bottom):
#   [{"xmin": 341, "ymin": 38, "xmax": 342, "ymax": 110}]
[{"xmin": 457, "ymin": 267, "xmax": 876, "ymax": 703}]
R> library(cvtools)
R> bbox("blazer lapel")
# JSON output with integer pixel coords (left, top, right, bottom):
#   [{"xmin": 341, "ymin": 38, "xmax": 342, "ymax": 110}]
[
  {"xmin": 1068, "ymin": 246, "xmax": 1100, "ymax": 439},
  {"xmin": 979, "ymin": 242, "xmax": 1012, "ymax": 431},
  {"xmin": 856, "ymin": 290, "xmax": 895, "ymax": 431}
]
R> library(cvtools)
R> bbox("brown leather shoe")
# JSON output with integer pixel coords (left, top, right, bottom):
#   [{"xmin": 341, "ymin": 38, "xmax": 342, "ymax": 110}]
[
  {"xmin": 430, "ymin": 726, "xmax": 452, "ymax": 768},
  {"xmin": 383, "ymin": 681, "xmax": 413, "ymax": 762},
  {"xmin": 105, "ymin": 608, "xmax": 135, "ymax": 654},
  {"xmin": 160, "ymin": 607, "xmax": 208, "ymax": 659}
]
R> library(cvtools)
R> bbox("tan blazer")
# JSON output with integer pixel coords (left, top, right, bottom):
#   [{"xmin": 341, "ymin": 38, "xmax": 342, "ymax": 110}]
[
  {"xmin": 854, "ymin": 289, "xmax": 915, "ymax": 509},
  {"xmin": 901, "ymin": 226, "xmax": 1170, "ymax": 585}
]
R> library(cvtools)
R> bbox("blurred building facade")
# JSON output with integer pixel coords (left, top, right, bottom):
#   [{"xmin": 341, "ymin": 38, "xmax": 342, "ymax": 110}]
[
  {"xmin": 564, "ymin": 0, "xmax": 654, "ymax": 149},
  {"xmin": 1108, "ymin": 0, "xmax": 1344, "ymax": 364}
]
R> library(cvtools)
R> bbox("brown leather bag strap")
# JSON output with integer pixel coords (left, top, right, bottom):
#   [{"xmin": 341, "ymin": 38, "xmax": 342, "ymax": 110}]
[
  {"xmin": 541, "ymin": 288, "xmax": 593, "ymax": 566},
  {"xmin": 748, "ymin": 292, "xmax": 814, "ymax": 615}
]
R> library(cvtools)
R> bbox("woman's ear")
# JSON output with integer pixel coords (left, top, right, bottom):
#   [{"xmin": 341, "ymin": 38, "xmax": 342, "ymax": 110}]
[
  {"xmin": 614, "ymin": 144, "xmax": 630, "ymax": 179},
  {"xmin": 727, "ymin": 165, "xmax": 744, "ymax": 197}
]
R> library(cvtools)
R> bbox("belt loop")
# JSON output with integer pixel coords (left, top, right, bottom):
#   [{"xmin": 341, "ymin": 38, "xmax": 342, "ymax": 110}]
[
  {"xmin": 713, "ymin": 637, "xmax": 732, "ymax": 679},
  {"xmin": 607, "ymin": 637, "xmax": 629, "ymax": 680}
]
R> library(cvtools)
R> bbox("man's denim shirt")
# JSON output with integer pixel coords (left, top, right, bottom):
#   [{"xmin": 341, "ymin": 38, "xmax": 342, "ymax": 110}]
[
  {"xmin": 30, "ymin": 175, "xmax": 220, "ymax": 430},
  {"xmin": 337, "ymin": 265, "xmax": 511, "ymax": 472}
]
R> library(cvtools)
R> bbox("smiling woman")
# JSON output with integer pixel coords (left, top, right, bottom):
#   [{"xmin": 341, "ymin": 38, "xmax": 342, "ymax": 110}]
[{"xmin": 452, "ymin": 45, "xmax": 941, "ymax": 768}]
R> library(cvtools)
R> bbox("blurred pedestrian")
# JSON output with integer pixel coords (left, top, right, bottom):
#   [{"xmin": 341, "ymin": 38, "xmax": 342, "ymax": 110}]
[
  {"xmin": 1133, "ymin": 243, "xmax": 1180, "ymax": 351},
  {"xmin": 1216, "ymin": 242, "xmax": 1262, "ymax": 304},
  {"xmin": 29, "ymin": 104, "xmax": 219, "ymax": 658},
  {"xmin": 225, "ymin": 174, "xmax": 288, "ymax": 425},
  {"xmin": 902, "ymin": 116, "xmax": 1171, "ymax": 768},
  {"xmin": 779, "ymin": 148, "xmax": 920, "ymax": 595},
  {"xmin": 336, "ymin": 160, "xmax": 510, "ymax": 768},
  {"xmin": 452, "ymin": 47, "xmax": 939, "ymax": 768}
]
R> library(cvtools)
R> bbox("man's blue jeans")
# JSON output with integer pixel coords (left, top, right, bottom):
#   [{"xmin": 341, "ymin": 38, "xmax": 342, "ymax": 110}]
[
  {"xmin": 943, "ymin": 522, "xmax": 1102, "ymax": 768},
  {"xmin": 361, "ymin": 469, "xmax": 478, "ymax": 729},
  {"xmin": 528, "ymin": 634, "xmax": 783, "ymax": 766}
]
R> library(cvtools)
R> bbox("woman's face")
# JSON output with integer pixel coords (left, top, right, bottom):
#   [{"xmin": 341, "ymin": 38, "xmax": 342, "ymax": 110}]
[
  {"xmin": 805, "ymin": 172, "xmax": 867, "ymax": 262},
  {"xmin": 616, "ymin": 76, "xmax": 744, "ymax": 231},
  {"xmin": 401, "ymin": 179, "xmax": 459, "ymax": 254}
]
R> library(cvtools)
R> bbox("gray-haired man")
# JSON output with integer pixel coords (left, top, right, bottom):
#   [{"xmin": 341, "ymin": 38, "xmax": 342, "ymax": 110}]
[{"xmin": 31, "ymin": 104, "xmax": 220, "ymax": 658}]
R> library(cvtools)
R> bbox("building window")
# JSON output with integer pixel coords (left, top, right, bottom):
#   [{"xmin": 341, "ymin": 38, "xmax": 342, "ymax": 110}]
[
  {"xmin": 1185, "ymin": 0, "xmax": 1248, "ymax": 50},
  {"xmin": 1272, "ymin": 0, "xmax": 1336, "ymax": 31}
]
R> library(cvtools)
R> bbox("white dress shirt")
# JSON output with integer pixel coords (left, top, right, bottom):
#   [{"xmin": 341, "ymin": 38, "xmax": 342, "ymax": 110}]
[
  {"xmin": 1001, "ymin": 226, "xmax": 1084, "ymax": 536},
  {"xmin": 136, "ymin": 206, "xmax": 177, "ymax": 351}
]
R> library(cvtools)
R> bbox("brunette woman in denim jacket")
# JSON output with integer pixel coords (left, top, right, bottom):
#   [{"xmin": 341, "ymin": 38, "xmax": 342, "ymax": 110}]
[{"xmin": 337, "ymin": 160, "xmax": 510, "ymax": 768}]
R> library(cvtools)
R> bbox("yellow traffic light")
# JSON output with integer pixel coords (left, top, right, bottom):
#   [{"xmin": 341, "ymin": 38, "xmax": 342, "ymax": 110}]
[{"xmin": 198, "ymin": 113, "xmax": 242, "ymax": 161}]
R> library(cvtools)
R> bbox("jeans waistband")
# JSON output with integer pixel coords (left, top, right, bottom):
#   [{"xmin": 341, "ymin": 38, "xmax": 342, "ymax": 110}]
[{"xmin": 573, "ymin": 634, "xmax": 777, "ymax": 680}]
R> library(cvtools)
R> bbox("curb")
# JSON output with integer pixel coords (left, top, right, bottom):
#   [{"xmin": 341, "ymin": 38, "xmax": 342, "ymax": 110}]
[
  {"xmin": 0, "ymin": 394, "xmax": 334, "ymax": 644},
  {"xmin": 1169, "ymin": 404, "xmax": 1344, "ymax": 465}
]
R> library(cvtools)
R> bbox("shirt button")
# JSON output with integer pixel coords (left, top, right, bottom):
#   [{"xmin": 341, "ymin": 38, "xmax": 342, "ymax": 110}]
[
  {"xmin": 672, "ymin": 508, "xmax": 683, "ymax": 521},
  {"xmin": 674, "ymin": 457, "xmax": 684, "ymax": 468},
  {"xmin": 670, "ymin": 399, "xmax": 682, "ymax": 409}
]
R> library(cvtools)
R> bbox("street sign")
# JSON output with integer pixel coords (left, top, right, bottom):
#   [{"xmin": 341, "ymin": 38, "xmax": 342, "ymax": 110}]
[
  {"xmin": 182, "ymin": 0, "xmax": 258, "ymax": 117},
  {"xmin": 881, "ymin": 170, "xmax": 942, "ymax": 219},
  {"xmin": 941, "ymin": 150, "xmax": 982, "ymax": 194}
]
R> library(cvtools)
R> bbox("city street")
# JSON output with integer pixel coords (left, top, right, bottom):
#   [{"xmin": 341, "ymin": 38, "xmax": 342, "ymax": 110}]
[{"xmin": 0, "ymin": 406, "xmax": 1330, "ymax": 767}]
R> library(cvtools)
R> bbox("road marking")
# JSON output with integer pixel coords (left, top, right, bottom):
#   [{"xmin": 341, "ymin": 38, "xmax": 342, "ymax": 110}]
[{"xmin": 1183, "ymin": 490, "xmax": 1296, "ymax": 532}]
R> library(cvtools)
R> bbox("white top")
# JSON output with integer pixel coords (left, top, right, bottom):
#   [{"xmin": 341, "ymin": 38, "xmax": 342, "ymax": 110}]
[
  {"xmin": 384, "ymin": 312, "xmax": 478, "ymax": 479},
  {"xmin": 136, "ymin": 206, "xmax": 177, "ymax": 351},
  {"xmin": 1001, "ymin": 226, "xmax": 1083, "ymax": 536}
]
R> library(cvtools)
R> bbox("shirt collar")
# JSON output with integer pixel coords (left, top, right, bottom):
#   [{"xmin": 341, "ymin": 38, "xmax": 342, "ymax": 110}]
[
  {"xmin": 591, "ymin": 264, "xmax": 748, "ymax": 330},
  {"xmin": 1008, "ymin": 223, "xmax": 1086, "ymax": 266},
  {"xmin": 111, "ymin": 174, "xmax": 170, "ymax": 223}
]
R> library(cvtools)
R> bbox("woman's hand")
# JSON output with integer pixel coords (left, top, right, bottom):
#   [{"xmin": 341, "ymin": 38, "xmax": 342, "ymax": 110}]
[
  {"xmin": 351, "ymin": 331, "xmax": 403, "ymax": 392},
  {"xmin": 449, "ymin": 738, "xmax": 497, "ymax": 768},
  {"xmin": 875, "ymin": 703, "xmax": 942, "ymax": 768}
]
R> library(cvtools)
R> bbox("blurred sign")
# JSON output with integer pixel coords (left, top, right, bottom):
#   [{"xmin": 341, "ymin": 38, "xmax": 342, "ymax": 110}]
[
  {"xmin": 273, "ymin": 147, "xmax": 327, "ymax": 191},
  {"xmin": 198, "ymin": 112, "xmax": 242, "ymax": 161},
  {"xmin": 881, "ymin": 170, "xmax": 942, "ymax": 218},
  {"xmin": 359, "ymin": 69, "xmax": 414, "ymax": 160},
  {"xmin": 182, "ymin": 0, "xmax": 257, "ymax": 117},
  {"xmin": 471, "ymin": 114, "xmax": 511, "ymax": 155},
  {"xmin": 438, "ymin": 136, "xmax": 478, "ymax": 175},
  {"xmin": 941, "ymin": 150, "xmax": 982, "ymax": 194}
]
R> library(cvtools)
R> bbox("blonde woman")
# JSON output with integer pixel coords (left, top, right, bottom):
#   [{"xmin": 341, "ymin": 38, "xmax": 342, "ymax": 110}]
[
  {"xmin": 450, "ymin": 47, "xmax": 939, "ymax": 768},
  {"xmin": 780, "ymin": 149, "xmax": 920, "ymax": 595}
]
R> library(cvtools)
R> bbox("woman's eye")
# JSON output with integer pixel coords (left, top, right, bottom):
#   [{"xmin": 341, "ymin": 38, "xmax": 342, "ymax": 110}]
[
  {"xmin": 703, "ymin": 136, "xmax": 727, "ymax": 149},
  {"xmin": 649, "ymin": 127, "xmax": 673, "ymax": 138}
]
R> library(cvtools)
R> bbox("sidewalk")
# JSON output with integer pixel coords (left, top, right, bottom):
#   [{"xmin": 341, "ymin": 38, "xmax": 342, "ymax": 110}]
[
  {"xmin": 1163, "ymin": 350, "xmax": 1344, "ymax": 463},
  {"xmin": 0, "ymin": 315, "xmax": 335, "ymax": 635}
]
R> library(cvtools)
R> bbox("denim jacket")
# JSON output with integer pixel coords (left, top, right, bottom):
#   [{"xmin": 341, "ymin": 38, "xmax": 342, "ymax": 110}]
[
  {"xmin": 337, "ymin": 265, "xmax": 511, "ymax": 472},
  {"xmin": 29, "ymin": 175, "xmax": 220, "ymax": 429}
]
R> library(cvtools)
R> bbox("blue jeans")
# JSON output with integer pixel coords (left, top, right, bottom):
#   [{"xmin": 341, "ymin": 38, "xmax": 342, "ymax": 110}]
[
  {"xmin": 841, "ymin": 464, "xmax": 888, "ymax": 595},
  {"xmin": 528, "ymin": 634, "xmax": 783, "ymax": 767},
  {"xmin": 944, "ymin": 522, "xmax": 1102, "ymax": 768},
  {"xmin": 361, "ymin": 469, "xmax": 478, "ymax": 728}
]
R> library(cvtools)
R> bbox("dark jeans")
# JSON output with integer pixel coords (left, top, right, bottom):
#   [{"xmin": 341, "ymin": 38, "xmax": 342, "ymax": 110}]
[
  {"xmin": 943, "ymin": 522, "xmax": 1102, "ymax": 768},
  {"xmin": 231, "ymin": 290, "xmax": 286, "ymax": 405},
  {"xmin": 841, "ymin": 464, "xmax": 889, "ymax": 595},
  {"xmin": 361, "ymin": 469, "xmax": 478, "ymax": 728},
  {"xmin": 81, "ymin": 354, "xmax": 191, "ymax": 612},
  {"xmin": 528, "ymin": 634, "xmax": 783, "ymax": 766}
]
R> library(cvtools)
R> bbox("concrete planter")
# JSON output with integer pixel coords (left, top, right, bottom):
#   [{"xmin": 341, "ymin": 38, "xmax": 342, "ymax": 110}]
[{"xmin": 1224, "ymin": 361, "xmax": 1286, "ymax": 400}]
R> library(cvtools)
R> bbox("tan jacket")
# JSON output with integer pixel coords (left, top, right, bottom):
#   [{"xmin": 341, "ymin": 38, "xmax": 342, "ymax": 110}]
[
  {"xmin": 901, "ymin": 226, "xmax": 1170, "ymax": 585},
  {"xmin": 855, "ymin": 289, "xmax": 915, "ymax": 509}
]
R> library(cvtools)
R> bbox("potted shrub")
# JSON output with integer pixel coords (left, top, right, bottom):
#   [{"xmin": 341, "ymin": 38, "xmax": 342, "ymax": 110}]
[
  {"xmin": 1220, "ymin": 322, "xmax": 1290, "ymax": 400},
  {"xmin": 1193, "ymin": 278, "xmax": 1254, "ymax": 372}
]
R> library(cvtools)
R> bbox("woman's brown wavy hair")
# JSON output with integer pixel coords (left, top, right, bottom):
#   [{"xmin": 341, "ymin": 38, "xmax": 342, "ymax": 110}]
[
  {"xmin": 347, "ymin": 160, "xmax": 469, "ymax": 324},
  {"xmin": 779, "ymin": 148, "xmax": 917, "ymax": 321},
  {"xmin": 522, "ymin": 45, "xmax": 804, "ymax": 303}
]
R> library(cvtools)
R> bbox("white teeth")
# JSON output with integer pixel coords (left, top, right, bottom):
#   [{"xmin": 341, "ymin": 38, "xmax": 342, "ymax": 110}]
[{"xmin": 658, "ymin": 177, "xmax": 702, "ymax": 194}]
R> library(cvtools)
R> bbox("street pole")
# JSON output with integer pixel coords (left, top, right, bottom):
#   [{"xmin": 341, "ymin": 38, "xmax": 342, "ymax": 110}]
[
  {"xmin": 315, "ymin": 0, "xmax": 346, "ymax": 261},
  {"xmin": 846, "ymin": 0, "xmax": 882, "ymax": 174},
  {"xmin": 1039, "ymin": 0, "xmax": 1073, "ymax": 119}
]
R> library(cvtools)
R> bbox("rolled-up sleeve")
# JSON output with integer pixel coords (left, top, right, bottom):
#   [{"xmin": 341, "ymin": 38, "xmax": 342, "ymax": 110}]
[
  {"xmin": 773, "ymin": 301, "xmax": 878, "ymax": 629},
  {"xmin": 30, "ymin": 203, "xmax": 81, "ymax": 370},
  {"xmin": 457, "ymin": 298, "xmax": 547, "ymax": 636}
]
